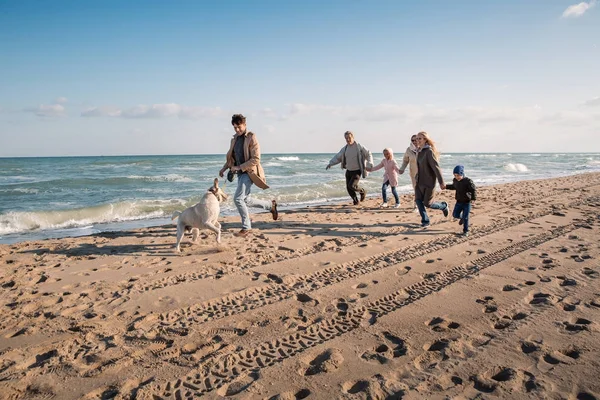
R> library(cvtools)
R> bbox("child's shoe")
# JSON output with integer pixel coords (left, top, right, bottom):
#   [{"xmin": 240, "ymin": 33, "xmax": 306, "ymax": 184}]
[
  {"xmin": 462, "ymin": 231, "xmax": 469, "ymax": 237},
  {"xmin": 393, "ymin": 203, "xmax": 400, "ymax": 209},
  {"xmin": 459, "ymin": 218, "xmax": 464, "ymax": 226},
  {"xmin": 380, "ymin": 202, "xmax": 389, "ymax": 208}
]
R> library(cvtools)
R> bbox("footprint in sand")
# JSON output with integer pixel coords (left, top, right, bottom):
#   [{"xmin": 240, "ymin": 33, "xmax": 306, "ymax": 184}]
[
  {"xmin": 361, "ymin": 332, "xmax": 407, "ymax": 364},
  {"xmin": 556, "ymin": 275, "xmax": 577, "ymax": 287},
  {"xmin": 581, "ymin": 267, "xmax": 598, "ymax": 279},
  {"xmin": 336, "ymin": 299, "xmax": 349, "ymax": 317},
  {"xmin": 520, "ymin": 340, "xmax": 540, "ymax": 354},
  {"xmin": 561, "ymin": 317, "xmax": 593, "ymax": 333},
  {"xmin": 576, "ymin": 392, "xmax": 597, "ymax": 400},
  {"xmin": 216, "ymin": 371, "xmax": 260, "ymax": 397},
  {"xmin": 299, "ymin": 348, "xmax": 344, "ymax": 376},
  {"xmin": 352, "ymin": 282, "xmax": 369, "ymax": 289},
  {"xmin": 476, "ymin": 296, "xmax": 498, "ymax": 313},
  {"xmin": 426, "ymin": 316, "xmax": 460, "ymax": 332},
  {"xmin": 527, "ymin": 292, "xmax": 557, "ymax": 306},
  {"xmin": 471, "ymin": 366, "xmax": 521, "ymax": 394},
  {"xmin": 295, "ymin": 293, "xmax": 319, "ymax": 307}
]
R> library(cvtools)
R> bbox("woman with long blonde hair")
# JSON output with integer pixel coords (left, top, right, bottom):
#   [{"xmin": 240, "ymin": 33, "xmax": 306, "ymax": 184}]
[{"xmin": 414, "ymin": 131, "xmax": 448, "ymax": 228}]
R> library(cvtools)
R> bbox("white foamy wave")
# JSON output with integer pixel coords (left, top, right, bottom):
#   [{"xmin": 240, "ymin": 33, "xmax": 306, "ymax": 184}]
[
  {"xmin": 586, "ymin": 160, "xmax": 600, "ymax": 169},
  {"xmin": 466, "ymin": 154, "xmax": 497, "ymax": 158},
  {"xmin": 440, "ymin": 154, "xmax": 452, "ymax": 158},
  {"xmin": 0, "ymin": 199, "xmax": 189, "ymax": 235},
  {"xmin": 264, "ymin": 162, "xmax": 283, "ymax": 167},
  {"xmin": 274, "ymin": 156, "xmax": 300, "ymax": 161},
  {"xmin": 504, "ymin": 163, "xmax": 529, "ymax": 172},
  {"xmin": 0, "ymin": 188, "xmax": 39, "ymax": 194},
  {"xmin": 126, "ymin": 174, "xmax": 194, "ymax": 183},
  {"xmin": 530, "ymin": 154, "xmax": 542, "ymax": 157}
]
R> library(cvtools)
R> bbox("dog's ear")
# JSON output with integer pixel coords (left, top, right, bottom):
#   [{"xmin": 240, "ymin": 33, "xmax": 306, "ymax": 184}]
[{"xmin": 214, "ymin": 178, "xmax": 219, "ymax": 188}]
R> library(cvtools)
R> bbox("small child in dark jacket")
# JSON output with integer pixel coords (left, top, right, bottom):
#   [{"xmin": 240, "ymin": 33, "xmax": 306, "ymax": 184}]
[{"xmin": 445, "ymin": 165, "xmax": 476, "ymax": 236}]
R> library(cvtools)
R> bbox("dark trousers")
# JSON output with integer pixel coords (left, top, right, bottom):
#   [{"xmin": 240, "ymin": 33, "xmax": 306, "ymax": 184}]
[
  {"xmin": 452, "ymin": 202, "xmax": 471, "ymax": 232},
  {"xmin": 345, "ymin": 169, "xmax": 365, "ymax": 203}
]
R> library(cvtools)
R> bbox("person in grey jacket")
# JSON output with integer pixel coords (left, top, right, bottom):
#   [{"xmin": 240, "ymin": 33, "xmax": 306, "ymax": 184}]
[
  {"xmin": 414, "ymin": 131, "xmax": 449, "ymax": 227},
  {"xmin": 326, "ymin": 131, "xmax": 374, "ymax": 205}
]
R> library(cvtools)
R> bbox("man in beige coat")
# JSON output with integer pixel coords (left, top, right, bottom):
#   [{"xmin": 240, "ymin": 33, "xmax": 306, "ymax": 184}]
[{"xmin": 219, "ymin": 114, "xmax": 277, "ymax": 237}]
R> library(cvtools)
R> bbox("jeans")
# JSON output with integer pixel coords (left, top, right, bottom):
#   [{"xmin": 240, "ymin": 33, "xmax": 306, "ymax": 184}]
[
  {"xmin": 453, "ymin": 202, "xmax": 471, "ymax": 232},
  {"xmin": 234, "ymin": 173, "xmax": 272, "ymax": 230},
  {"xmin": 415, "ymin": 185, "xmax": 448, "ymax": 226},
  {"xmin": 382, "ymin": 181, "xmax": 399, "ymax": 204}
]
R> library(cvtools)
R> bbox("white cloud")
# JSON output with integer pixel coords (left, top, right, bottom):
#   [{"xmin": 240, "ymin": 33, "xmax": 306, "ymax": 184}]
[
  {"xmin": 80, "ymin": 103, "xmax": 224, "ymax": 119},
  {"xmin": 281, "ymin": 103, "xmax": 546, "ymax": 125},
  {"xmin": 55, "ymin": 97, "xmax": 68, "ymax": 104},
  {"xmin": 81, "ymin": 106, "xmax": 122, "ymax": 117},
  {"xmin": 583, "ymin": 96, "xmax": 600, "ymax": 106},
  {"xmin": 562, "ymin": 0, "xmax": 596, "ymax": 18},
  {"xmin": 23, "ymin": 103, "xmax": 66, "ymax": 117}
]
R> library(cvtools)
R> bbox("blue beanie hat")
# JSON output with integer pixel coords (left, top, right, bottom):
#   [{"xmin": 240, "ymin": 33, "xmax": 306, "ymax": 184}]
[{"xmin": 453, "ymin": 165, "xmax": 465, "ymax": 176}]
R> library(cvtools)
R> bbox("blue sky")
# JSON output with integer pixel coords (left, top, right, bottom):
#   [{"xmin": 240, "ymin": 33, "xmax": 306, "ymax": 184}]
[{"xmin": 1, "ymin": 0, "xmax": 599, "ymax": 156}]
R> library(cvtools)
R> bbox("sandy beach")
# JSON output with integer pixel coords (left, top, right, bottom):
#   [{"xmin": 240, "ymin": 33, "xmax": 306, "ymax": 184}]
[{"xmin": 1, "ymin": 172, "xmax": 599, "ymax": 400}]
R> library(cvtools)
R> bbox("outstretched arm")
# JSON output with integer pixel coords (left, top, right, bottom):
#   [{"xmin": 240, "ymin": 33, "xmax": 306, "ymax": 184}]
[
  {"xmin": 369, "ymin": 160, "xmax": 385, "ymax": 172},
  {"xmin": 326, "ymin": 147, "xmax": 345, "ymax": 170}
]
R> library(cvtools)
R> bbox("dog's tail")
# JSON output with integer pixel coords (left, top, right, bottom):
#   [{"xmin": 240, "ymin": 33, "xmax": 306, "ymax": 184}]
[{"xmin": 171, "ymin": 211, "xmax": 182, "ymax": 221}]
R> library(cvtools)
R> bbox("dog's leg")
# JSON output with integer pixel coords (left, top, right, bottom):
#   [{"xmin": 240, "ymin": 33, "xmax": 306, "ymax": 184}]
[
  {"xmin": 204, "ymin": 221, "xmax": 221, "ymax": 244},
  {"xmin": 175, "ymin": 223, "xmax": 185, "ymax": 252},
  {"xmin": 191, "ymin": 228, "xmax": 200, "ymax": 243}
]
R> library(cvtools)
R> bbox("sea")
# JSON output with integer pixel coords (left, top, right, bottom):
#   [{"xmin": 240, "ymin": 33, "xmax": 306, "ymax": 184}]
[{"xmin": 1, "ymin": 153, "xmax": 600, "ymax": 244}]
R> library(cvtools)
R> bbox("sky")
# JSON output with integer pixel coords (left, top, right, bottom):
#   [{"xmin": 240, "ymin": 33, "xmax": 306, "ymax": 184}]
[{"xmin": 0, "ymin": 0, "xmax": 599, "ymax": 156}]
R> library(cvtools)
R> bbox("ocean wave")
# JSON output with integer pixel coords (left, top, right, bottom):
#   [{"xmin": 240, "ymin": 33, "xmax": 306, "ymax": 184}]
[
  {"xmin": 274, "ymin": 156, "xmax": 300, "ymax": 161},
  {"xmin": 465, "ymin": 154, "xmax": 497, "ymax": 158},
  {"xmin": 440, "ymin": 154, "xmax": 453, "ymax": 158},
  {"xmin": 0, "ymin": 187, "xmax": 39, "ymax": 194},
  {"xmin": 126, "ymin": 174, "xmax": 195, "ymax": 183},
  {"xmin": 0, "ymin": 198, "xmax": 192, "ymax": 235},
  {"xmin": 503, "ymin": 163, "xmax": 529, "ymax": 172},
  {"xmin": 264, "ymin": 162, "xmax": 283, "ymax": 167}
]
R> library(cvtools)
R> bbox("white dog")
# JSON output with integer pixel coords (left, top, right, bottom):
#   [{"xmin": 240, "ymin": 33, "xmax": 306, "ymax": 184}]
[{"xmin": 171, "ymin": 178, "xmax": 228, "ymax": 252}]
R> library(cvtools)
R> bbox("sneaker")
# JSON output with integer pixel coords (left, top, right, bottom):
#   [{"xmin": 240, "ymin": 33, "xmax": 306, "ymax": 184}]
[
  {"xmin": 458, "ymin": 218, "xmax": 464, "ymax": 226},
  {"xmin": 353, "ymin": 198, "xmax": 359, "ymax": 206},
  {"xmin": 380, "ymin": 202, "xmax": 389, "ymax": 208},
  {"xmin": 234, "ymin": 229, "xmax": 252, "ymax": 238},
  {"xmin": 413, "ymin": 207, "xmax": 419, "ymax": 213},
  {"xmin": 270, "ymin": 200, "xmax": 278, "ymax": 220},
  {"xmin": 393, "ymin": 204, "xmax": 400, "ymax": 209},
  {"xmin": 360, "ymin": 191, "xmax": 366, "ymax": 202},
  {"xmin": 462, "ymin": 231, "xmax": 469, "ymax": 237},
  {"xmin": 421, "ymin": 223, "xmax": 430, "ymax": 229},
  {"xmin": 442, "ymin": 202, "xmax": 449, "ymax": 218}
]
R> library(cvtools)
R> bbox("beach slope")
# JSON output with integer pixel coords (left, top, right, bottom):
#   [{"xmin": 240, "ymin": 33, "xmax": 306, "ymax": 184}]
[{"xmin": 1, "ymin": 173, "xmax": 599, "ymax": 399}]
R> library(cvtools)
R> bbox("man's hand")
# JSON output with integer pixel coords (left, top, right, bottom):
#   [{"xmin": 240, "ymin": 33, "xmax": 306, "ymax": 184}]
[
  {"xmin": 325, "ymin": 164, "xmax": 331, "ymax": 170},
  {"xmin": 440, "ymin": 183, "xmax": 446, "ymax": 190},
  {"xmin": 219, "ymin": 167, "xmax": 227, "ymax": 178},
  {"xmin": 399, "ymin": 170, "xmax": 404, "ymax": 175}
]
